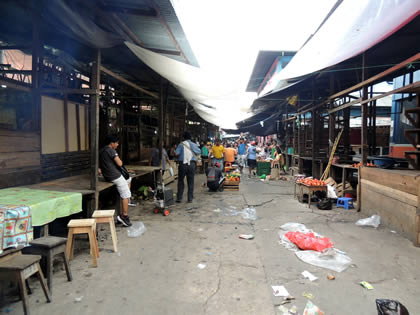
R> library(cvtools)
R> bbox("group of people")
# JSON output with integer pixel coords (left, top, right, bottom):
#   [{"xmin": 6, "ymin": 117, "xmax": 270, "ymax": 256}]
[{"xmin": 98, "ymin": 132, "xmax": 285, "ymax": 227}]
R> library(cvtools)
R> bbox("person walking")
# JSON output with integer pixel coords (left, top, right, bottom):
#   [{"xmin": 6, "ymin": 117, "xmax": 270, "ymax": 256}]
[
  {"xmin": 211, "ymin": 138, "xmax": 224, "ymax": 171},
  {"xmin": 99, "ymin": 134, "xmax": 132, "ymax": 227},
  {"xmin": 175, "ymin": 131, "xmax": 201, "ymax": 203},
  {"xmin": 237, "ymin": 138, "xmax": 247, "ymax": 173},
  {"xmin": 247, "ymin": 141, "xmax": 257, "ymax": 178}
]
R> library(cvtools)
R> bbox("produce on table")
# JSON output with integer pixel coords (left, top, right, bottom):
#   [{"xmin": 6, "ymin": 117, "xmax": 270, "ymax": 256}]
[
  {"xmin": 226, "ymin": 172, "xmax": 241, "ymax": 182},
  {"xmin": 351, "ymin": 162, "xmax": 376, "ymax": 168},
  {"xmin": 298, "ymin": 178, "xmax": 327, "ymax": 186}
]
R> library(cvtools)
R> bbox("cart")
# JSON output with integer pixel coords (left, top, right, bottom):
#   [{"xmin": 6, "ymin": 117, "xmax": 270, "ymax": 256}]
[{"xmin": 152, "ymin": 170, "xmax": 173, "ymax": 216}]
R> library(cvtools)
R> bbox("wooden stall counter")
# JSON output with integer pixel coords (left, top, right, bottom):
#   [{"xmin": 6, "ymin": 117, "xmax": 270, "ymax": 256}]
[{"xmin": 360, "ymin": 167, "xmax": 420, "ymax": 246}]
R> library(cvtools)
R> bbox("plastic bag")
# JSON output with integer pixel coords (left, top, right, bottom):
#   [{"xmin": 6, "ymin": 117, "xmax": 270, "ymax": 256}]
[
  {"xmin": 356, "ymin": 215, "xmax": 381, "ymax": 228},
  {"xmin": 127, "ymin": 222, "xmax": 147, "ymax": 238},
  {"xmin": 376, "ymin": 299, "xmax": 409, "ymax": 315},
  {"xmin": 169, "ymin": 167, "xmax": 174, "ymax": 177},
  {"xmin": 303, "ymin": 301, "xmax": 324, "ymax": 315},
  {"xmin": 317, "ymin": 198, "xmax": 332, "ymax": 210},
  {"xmin": 285, "ymin": 231, "xmax": 333, "ymax": 252},
  {"xmin": 295, "ymin": 248, "xmax": 352, "ymax": 272},
  {"xmin": 241, "ymin": 207, "xmax": 257, "ymax": 220},
  {"xmin": 327, "ymin": 184, "xmax": 338, "ymax": 199}
]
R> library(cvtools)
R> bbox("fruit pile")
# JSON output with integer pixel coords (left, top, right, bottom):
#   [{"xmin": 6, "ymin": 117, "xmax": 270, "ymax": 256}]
[
  {"xmin": 351, "ymin": 162, "xmax": 376, "ymax": 168},
  {"xmin": 298, "ymin": 178, "xmax": 327, "ymax": 186},
  {"xmin": 226, "ymin": 173, "xmax": 240, "ymax": 182}
]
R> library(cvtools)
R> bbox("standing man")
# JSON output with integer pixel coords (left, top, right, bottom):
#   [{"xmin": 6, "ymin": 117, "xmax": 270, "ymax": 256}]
[
  {"xmin": 211, "ymin": 138, "xmax": 224, "ymax": 171},
  {"xmin": 175, "ymin": 131, "xmax": 201, "ymax": 203},
  {"xmin": 99, "ymin": 134, "xmax": 132, "ymax": 227},
  {"xmin": 247, "ymin": 141, "xmax": 257, "ymax": 178},
  {"xmin": 224, "ymin": 143, "xmax": 237, "ymax": 167},
  {"xmin": 237, "ymin": 138, "xmax": 247, "ymax": 173}
]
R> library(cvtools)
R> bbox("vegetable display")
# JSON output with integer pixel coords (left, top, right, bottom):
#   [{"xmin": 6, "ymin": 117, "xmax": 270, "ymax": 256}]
[{"xmin": 298, "ymin": 178, "xmax": 327, "ymax": 186}]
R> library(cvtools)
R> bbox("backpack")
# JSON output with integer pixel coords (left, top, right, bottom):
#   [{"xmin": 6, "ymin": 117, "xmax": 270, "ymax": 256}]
[{"xmin": 207, "ymin": 168, "xmax": 216, "ymax": 182}]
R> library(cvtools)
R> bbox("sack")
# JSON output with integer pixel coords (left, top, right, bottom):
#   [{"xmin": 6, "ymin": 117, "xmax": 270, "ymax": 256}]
[
  {"xmin": 317, "ymin": 198, "xmax": 332, "ymax": 210},
  {"xmin": 285, "ymin": 231, "xmax": 333, "ymax": 252},
  {"xmin": 120, "ymin": 165, "xmax": 130, "ymax": 180}
]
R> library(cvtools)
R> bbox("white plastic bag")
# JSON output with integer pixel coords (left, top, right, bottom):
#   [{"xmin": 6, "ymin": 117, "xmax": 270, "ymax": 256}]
[
  {"xmin": 127, "ymin": 222, "xmax": 147, "ymax": 238},
  {"xmin": 356, "ymin": 215, "xmax": 381, "ymax": 228},
  {"xmin": 169, "ymin": 167, "xmax": 174, "ymax": 177},
  {"xmin": 295, "ymin": 248, "xmax": 352, "ymax": 273},
  {"xmin": 241, "ymin": 207, "xmax": 257, "ymax": 220},
  {"xmin": 327, "ymin": 184, "xmax": 338, "ymax": 199}
]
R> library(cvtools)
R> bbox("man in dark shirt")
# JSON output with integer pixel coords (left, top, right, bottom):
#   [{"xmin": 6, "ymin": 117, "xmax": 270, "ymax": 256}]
[
  {"xmin": 206, "ymin": 162, "xmax": 225, "ymax": 192},
  {"xmin": 99, "ymin": 134, "xmax": 132, "ymax": 227}
]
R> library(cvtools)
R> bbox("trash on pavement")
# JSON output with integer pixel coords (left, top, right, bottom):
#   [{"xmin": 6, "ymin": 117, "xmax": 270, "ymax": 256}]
[
  {"xmin": 356, "ymin": 215, "xmax": 381, "ymax": 228},
  {"xmin": 360, "ymin": 281, "xmax": 374, "ymax": 290},
  {"xmin": 197, "ymin": 263, "xmax": 207, "ymax": 269},
  {"xmin": 303, "ymin": 300, "xmax": 324, "ymax": 315},
  {"xmin": 239, "ymin": 234, "xmax": 254, "ymax": 240},
  {"xmin": 272, "ymin": 285, "xmax": 290, "ymax": 297},
  {"xmin": 285, "ymin": 231, "xmax": 333, "ymax": 252},
  {"xmin": 302, "ymin": 270, "xmax": 318, "ymax": 281},
  {"xmin": 327, "ymin": 274, "xmax": 336, "ymax": 280},
  {"xmin": 302, "ymin": 292, "xmax": 313, "ymax": 299},
  {"xmin": 376, "ymin": 299, "xmax": 410, "ymax": 315},
  {"xmin": 277, "ymin": 305, "xmax": 289, "ymax": 314},
  {"xmin": 223, "ymin": 207, "xmax": 257, "ymax": 220},
  {"xmin": 279, "ymin": 223, "xmax": 352, "ymax": 272},
  {"xmin": 127, "ymin": 222, "xmax": 147, "ymax": 238},
  {"xmin": 289, "ymin": 305, "xmax": 298, "ymax": 314},
  {"xmin": 296, "ymin": 248, "xmax": 352, "ymax": 273},
  {"xmin": 74, "ymin": 296, "xmax": 84, "ymax": 303}
]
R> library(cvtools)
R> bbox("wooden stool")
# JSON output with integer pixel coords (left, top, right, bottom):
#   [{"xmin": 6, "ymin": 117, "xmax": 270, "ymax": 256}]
[
  {"xmin": 0, "ymin": 254, "xmax": 51, "ymax": 315},
  {"xmin": 66, "ymin": 219, "xmax": 99, "ymax": 267},
  {"xmin": 92, "ymin": 210, "xmax": 118, "ymax": 252},
  {"xmin": 22, "ymin": 236, "xmax": 72, "ymax": 293}
]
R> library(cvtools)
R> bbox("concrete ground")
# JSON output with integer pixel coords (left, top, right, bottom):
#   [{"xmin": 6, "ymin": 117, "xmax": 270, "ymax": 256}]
[{"xmin": 2, "ymin": 172, "xmax": 420, "ymax": 315}]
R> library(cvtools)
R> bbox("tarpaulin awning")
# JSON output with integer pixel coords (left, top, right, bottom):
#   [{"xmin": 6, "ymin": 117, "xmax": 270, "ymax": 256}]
[
  {"xmin": 126, "ymin": 42, "xmax": 252, "ymax": 128},
  {"xmin": 259, "ymin": 0, "xmax": 420, "ymax": 97}
]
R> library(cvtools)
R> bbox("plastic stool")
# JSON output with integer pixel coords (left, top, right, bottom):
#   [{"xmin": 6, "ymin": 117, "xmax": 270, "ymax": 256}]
[{"xmin": 336, "ymin": 197, "xmax": 354, "ymax": 210}]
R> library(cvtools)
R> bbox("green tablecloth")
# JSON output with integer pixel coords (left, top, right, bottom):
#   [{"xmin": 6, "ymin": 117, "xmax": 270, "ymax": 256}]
[{"xmin": 0, "ymin": 188, "xmax": 82, "ymax": 226}]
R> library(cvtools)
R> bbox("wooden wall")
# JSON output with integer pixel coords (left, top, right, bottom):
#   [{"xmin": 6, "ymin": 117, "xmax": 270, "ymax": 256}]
[
  {"xmin": 360, "ymin": 167, "xmax": 420, "ymax": 243},
  {"xmin": 41, "ymin": 151, "xmax": 90, "ymax": 181},
  {"xmin": 0, "ymin": 130, "xmax": 41, "ymax": 188}
]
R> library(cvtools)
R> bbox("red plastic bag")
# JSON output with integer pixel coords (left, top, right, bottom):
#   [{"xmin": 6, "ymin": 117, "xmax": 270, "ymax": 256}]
[{"xmin": 285, "ymin": 231, "xmax": 333, "ymax": 252}]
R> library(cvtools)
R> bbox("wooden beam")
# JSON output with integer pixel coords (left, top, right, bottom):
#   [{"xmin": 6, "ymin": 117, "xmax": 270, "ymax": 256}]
[
  {"xmin": 329, "ymin": 52, "xmax": 420, "ymax": 100},
  {"xmin": 0, "ymin": 45, "xmax": 32, "ymax": 50},
  {"xmin": 0, "ymin": 78, "xmax": 31, "ymax": 92},
  {"xmin": 0, "ymin": 70, "xmax": 32, "ymax": 74},
  {"xmin": 327, "ymin": 97, "xmax": 362, "ymax": 114},
  {"xmin": 100, "ymin": 65, "xmax": 158, "ymax": 99},
  {"xmin": 41, "ymin": 88, "xmax": 97, "ymax": 95},
  {"xmin": 90, "ymin": 49, "xmax": 101, "ymax": 210}
]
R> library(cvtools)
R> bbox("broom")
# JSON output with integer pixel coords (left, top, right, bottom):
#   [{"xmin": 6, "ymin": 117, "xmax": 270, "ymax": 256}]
[{"xmin": 320, "ymin": 129, "xmax": 344, "ymax": 181}]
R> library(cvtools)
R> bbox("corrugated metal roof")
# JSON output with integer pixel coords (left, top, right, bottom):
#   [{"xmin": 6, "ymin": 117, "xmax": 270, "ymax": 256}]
[{"xmin": 246, "ymin": 51, "xmax": 295, "ymax": 92}]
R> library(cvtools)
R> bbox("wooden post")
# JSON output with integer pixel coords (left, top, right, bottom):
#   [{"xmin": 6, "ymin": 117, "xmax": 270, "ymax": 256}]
[
  {"xmin": 285, "ymin": 105, "xmax": 289, "ymax": 170},
  {"xmin": 90, "ymin": 49, "xmax": 101, "ymax": 211},
  {"xmin": 343, "ymin": 107, "xmax": 350, "ymax": 158},
  {"xmin": 159, "ymin": 78, "xmax": 164, "ymax": 165},
  {"xmin": 312, "ymin": 109, "xmax": 316, "ymax": 178},
  {"xmin": 361, "ymin": 54, "xmax": 368, "ymax": 166},
  {"xmin": 32, "ymin": 10, "xmax": 41, "ymax": 130}
]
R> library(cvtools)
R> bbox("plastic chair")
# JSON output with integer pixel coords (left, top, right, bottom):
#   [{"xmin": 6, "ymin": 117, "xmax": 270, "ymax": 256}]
[{"xmin": 336, "ymin": 197, "xmax": 354, "ymax": 210}]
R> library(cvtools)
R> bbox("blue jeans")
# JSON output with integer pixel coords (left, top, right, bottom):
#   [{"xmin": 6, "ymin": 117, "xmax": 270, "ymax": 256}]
[{"xmin": 177, "ymin": 161, "xmax": 196, "ymax": 201}]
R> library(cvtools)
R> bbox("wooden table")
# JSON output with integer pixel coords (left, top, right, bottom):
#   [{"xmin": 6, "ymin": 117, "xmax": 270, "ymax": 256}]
[{"xmin": 295, "ymin": 183, "xmax": 328, "ymax": 208}]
